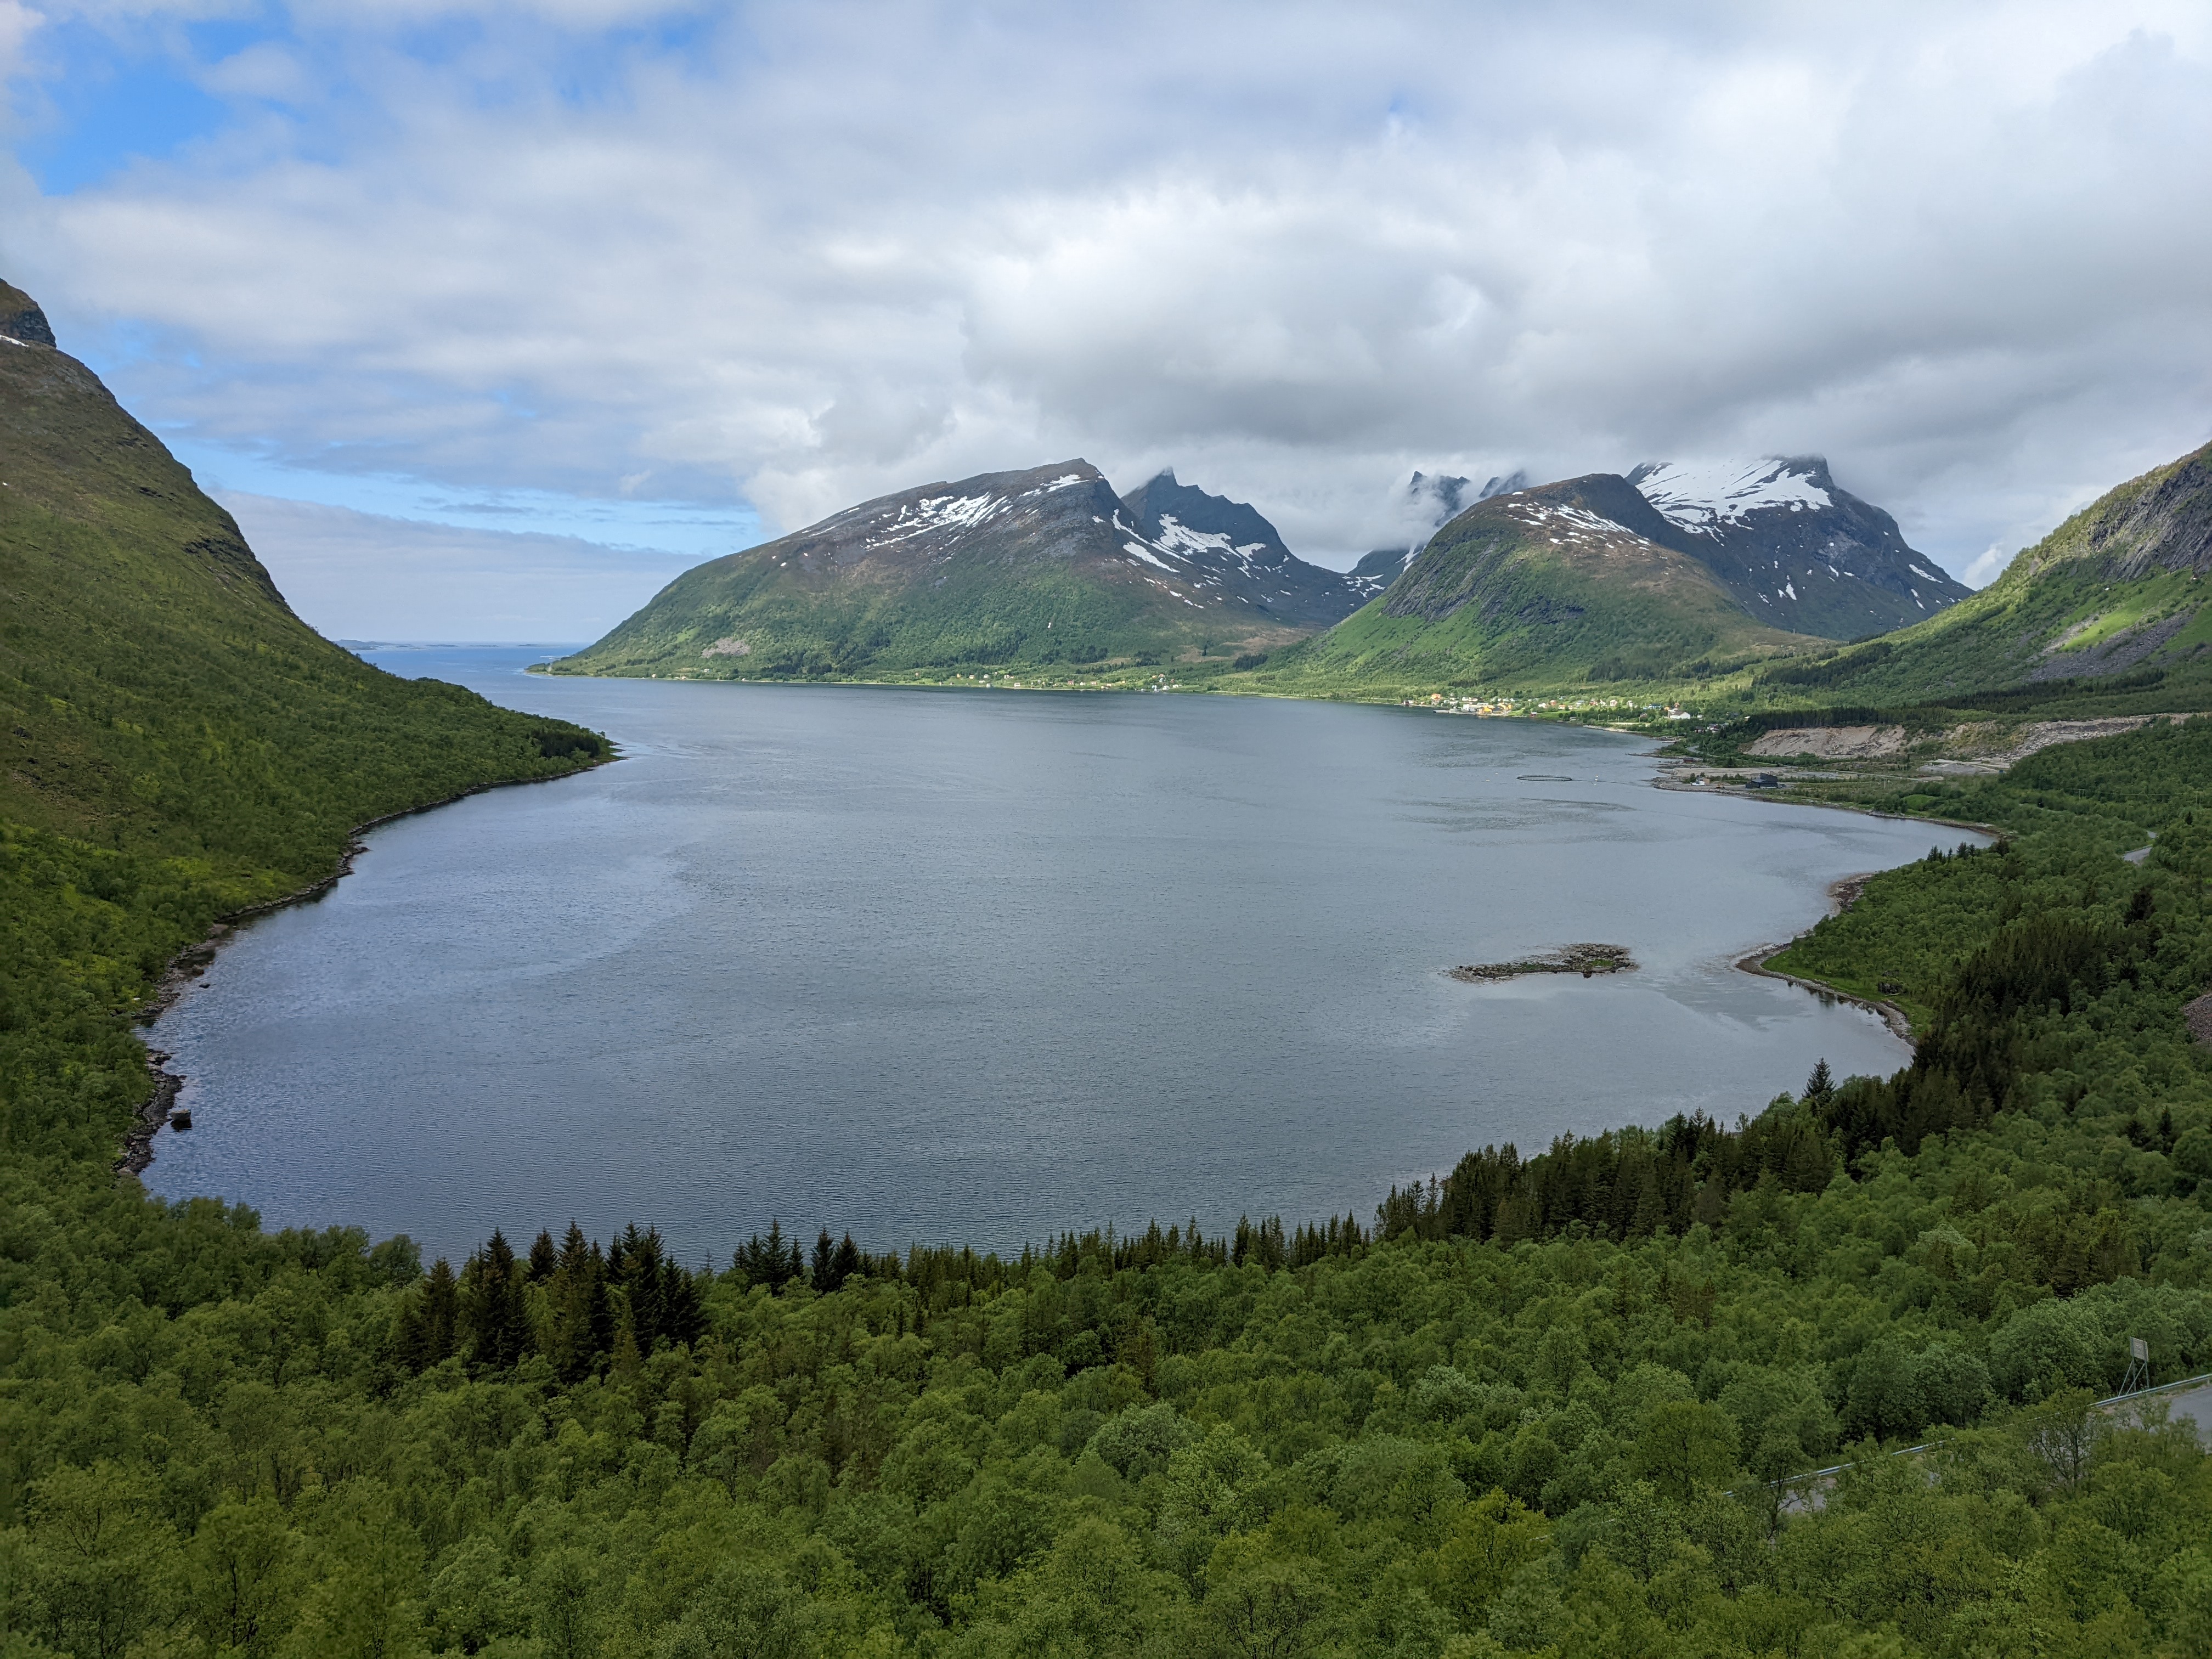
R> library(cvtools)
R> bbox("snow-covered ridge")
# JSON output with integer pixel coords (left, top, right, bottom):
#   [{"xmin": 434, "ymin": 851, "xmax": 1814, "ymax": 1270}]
[
  {"xmin": 1502, "ymin": 502, "xmax": 1642, "ymax": 544},
  {"xmin": 1633, "ymin": 459, "xmax": 1832, "ymax": 535},
  {"xmin": 864, "ymin": 492, "xmax": 1007, "ymax": 549}
]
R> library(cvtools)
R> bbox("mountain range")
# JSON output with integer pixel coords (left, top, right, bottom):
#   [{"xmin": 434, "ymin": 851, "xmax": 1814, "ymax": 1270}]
[
  {"xmin": 15, "ymin": 257, "xmax": 2186, "ymax": 713},
  {"xmin": 556, "ymin": 453, "xmax": 1978, "ymax": 685}
]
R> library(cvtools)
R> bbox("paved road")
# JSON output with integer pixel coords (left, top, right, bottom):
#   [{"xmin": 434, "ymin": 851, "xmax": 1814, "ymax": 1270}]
[{"xmin": 2131, "ymin": 1380, "xmax": 2212, "ymax": 1442}]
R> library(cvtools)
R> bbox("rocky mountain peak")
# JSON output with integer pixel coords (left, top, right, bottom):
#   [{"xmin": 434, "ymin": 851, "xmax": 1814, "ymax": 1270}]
[
  {"xmin": 1119, "ymin": 469, "xmax": 1296, "ymax": 568},
  {"xmin": 0, "ymin": 280, "xmax": 57, "ymax": 349},
  {"xmin": 1626, "ymin": 456, "xmax": 1836, "ymax": 538},
  {"xmin": 1625, "ymin": 454, "xmax": 1971, "ymax": 638}
]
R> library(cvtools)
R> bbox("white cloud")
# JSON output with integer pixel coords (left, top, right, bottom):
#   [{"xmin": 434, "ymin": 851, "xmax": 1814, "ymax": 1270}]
[
  {"xmin": 1962, "ymin": 545, "xmax": 2010, "ymax": 588},
  {"xmin": 4, "ymin": 0, "xmax": 2211, "ymax": 585},
  {"xmin": 0, "ymin": 1, "xmax": 40, "ymax": 81},
  {"xmin": 217, "ymin": 491, "xmax": 703, "ymax": 641}
]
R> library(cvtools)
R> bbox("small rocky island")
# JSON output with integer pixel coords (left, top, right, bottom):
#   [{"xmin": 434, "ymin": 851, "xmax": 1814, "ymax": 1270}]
[{"xmin": 1449, "ymin": 943, "xmax": 1638, "ymax": 982}]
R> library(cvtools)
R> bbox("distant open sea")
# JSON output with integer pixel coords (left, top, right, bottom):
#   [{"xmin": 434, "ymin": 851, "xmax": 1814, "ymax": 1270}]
[{"xmin": 143, "ymin": 648, "xmax": 1972, "ymax": 1262}]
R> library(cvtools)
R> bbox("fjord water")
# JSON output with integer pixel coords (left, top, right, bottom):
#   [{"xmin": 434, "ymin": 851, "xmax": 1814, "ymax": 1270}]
[{"xmin": 145, "ymin": 650, "xmax": 1963, "ymax": 1262}]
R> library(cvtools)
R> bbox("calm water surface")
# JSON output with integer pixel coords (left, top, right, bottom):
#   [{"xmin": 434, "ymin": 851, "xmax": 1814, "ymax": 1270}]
[{"xmin": 144, "ymin": 649, "xmax": 1971, "ymax": 1261}]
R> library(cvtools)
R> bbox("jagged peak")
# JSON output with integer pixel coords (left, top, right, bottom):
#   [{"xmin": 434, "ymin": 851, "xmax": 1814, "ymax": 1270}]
[{"xmin": 0, "ymin": 280, "xmax": 57, "ymax": 350}]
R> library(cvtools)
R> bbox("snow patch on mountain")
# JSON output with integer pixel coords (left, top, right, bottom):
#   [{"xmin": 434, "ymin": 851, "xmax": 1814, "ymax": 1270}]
[
  {"xmin": 865, "ymin": 492, "xmax": 1005, "ymax": 548},
  {"xmin": 1631, "ymin": 459, "xmax": 1832, "ymax": 535},
  {"xmin": 1151, "ymin": 516, "xmax": 1234, "ymax": 558}
]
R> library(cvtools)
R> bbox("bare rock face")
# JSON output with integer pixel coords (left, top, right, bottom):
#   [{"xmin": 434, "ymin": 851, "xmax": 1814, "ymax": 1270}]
[
  {"xmin": 0, "ymin": 280, "xmax": 57, "ymax": 348},
  {"xmin": 2186, "ymin": 991, "xmax": 2212, "ymax": 1048},
  {"xmin": 1627, "ymin": 456, "xmax": 1973, "ymax": 639},
  {"xmin": 2081, "ymin": 444, "xmax": 2212, "ymax": 580},
  {"xmin": 1116, "ymin": 469, "xmax": 1368, "ymax": 628}
]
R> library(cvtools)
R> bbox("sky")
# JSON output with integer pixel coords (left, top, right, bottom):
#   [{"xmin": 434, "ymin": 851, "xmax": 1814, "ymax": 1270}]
[{"xmin": 4, "ymin": 1, "xmax": 2211, "ymax": 641}]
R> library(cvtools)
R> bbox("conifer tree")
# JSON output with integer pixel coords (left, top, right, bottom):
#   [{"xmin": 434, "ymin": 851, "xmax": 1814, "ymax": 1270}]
[
  {"xmin": 1803, "ymin": 1058, "xmax": 1836, "ymax": 1110},
  {"xmin": 462, "ymin": 1230, "xmax": 532, "ymax": 1370},
  {"xmin": 394, "ymin": 1256, "xmax": 460, "ymax": 1372},
  {"xmin": 546, "ymin": 1223, "xmax": 612, "ymax": 1383},
  {"xmin": 528, "ymin": 1228, "xmax": 558, "ymax": 1282},
  {"xmin": 659, "ymin": 1255, "xmax": 706, "ymax": 1352},
  {"xmin": 617, "ymin": 1226, "xmax": 668, "ymax": 1352},
  {"xmin": 733, "ymin": 1221, "xmax": 803, "ymax": 1291}
]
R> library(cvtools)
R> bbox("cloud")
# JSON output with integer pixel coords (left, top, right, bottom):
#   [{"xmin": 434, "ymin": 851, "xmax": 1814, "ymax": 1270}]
[
  {"xmin": 1962, "ymin": 545, "xmax": 2009, "ymax": 588},
  {"xmin": 5, "ymin": 0, "xmax": 2211, "ymax": 585},
  {"xmin": 216, "ymin": 490, "xmax": 703, "ymax": 641}
]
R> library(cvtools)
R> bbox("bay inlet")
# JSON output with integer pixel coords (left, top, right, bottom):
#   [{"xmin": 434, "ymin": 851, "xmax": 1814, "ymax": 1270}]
[{"xmin": 144, "ymin": 650, "xmax": 1974, "ymax": 1261}]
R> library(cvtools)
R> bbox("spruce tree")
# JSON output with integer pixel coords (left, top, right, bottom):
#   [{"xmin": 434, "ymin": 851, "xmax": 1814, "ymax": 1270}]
[
  {"xmin": 829, "ymin": 1233, "xmax": 862, "ymax": 1293},
  {"xmin": 463, "ymin": 1230, "xmax": 532, "ymax": 1370},
  {"xmin": 619, "ymin": 1226, "xmax": 668, "ymax": 1353},
  {"xmin": 548, "ymin": 1223, "xmax": 612, "ymax": 1383},
  {"xmin": 733, "ymin": 1220, "xmax": 804, "ymax": 1291},
  {"xmin": 528, "ymin": 1228, "xmax": 558, "ymax": 1282},
  {"xmin": 659, "ymin": 1256, "xmax": 706, "ymax": 1352},
  {"xmin": 396, "ymin": 1257, "xmax": 460, "ymax": 1373},
  {"xmin": 1803, "ymin": 1058, "xmax": 1836, "ymax": 1111}
]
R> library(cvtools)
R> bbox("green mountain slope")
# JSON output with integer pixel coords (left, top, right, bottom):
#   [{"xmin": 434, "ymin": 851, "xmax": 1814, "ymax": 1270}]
[
  {"xmin": 0, "ymin": 281, "xmax": 608, "ymax": 882},
  {"xmin": 549, "ymin": 460, "xmax": 1328, "ymax": 680},
  {"xmin": 1754, "ymin": 439, "xmax": 2212, "ymax": 707},
  {"xmin": 1274, "ymin": 472, "xmax": 1818, "ymax": 692}
]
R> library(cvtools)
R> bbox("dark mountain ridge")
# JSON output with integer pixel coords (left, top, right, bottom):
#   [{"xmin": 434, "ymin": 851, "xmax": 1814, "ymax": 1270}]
[
  {"xmin": 1626, "ymin": 456, "xmax": 1973, "ymax": 639},
  {"xmin": 1117, "ymin": 469, "xmax": 1367, "ymax": 627}
]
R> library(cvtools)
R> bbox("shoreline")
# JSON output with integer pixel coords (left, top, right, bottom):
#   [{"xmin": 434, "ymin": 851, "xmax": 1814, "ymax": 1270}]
[
  {"xmin": 1641, "ymin": 749, "xmax": 1991, "ymax": 1039},
  {"xmin": 1732, "ymin": 871, "xmax": 1915, "ymax": 1042},
  {"xmin": 117, "ymin": 758, "xmax": 617, "ymax": 1178}
]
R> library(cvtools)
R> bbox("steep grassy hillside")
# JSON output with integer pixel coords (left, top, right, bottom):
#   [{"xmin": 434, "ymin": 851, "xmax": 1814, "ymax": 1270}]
[
  {"xmin": 1270, "ymin": 473, "xmax": 1818, "ymax": 696},
  {"xmin": 1752, "ymin": 440, "xmax": 2212, "ymax": 709},
  {"xmin": 0, "ymin": 283, "xmax": 606, "ymax": 884}
]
